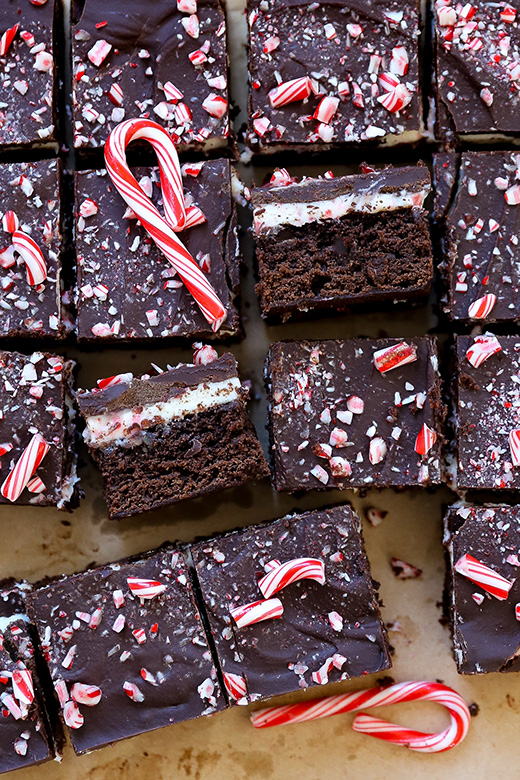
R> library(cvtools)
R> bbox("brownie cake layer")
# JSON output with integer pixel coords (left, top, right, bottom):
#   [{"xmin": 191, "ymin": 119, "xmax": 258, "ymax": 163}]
[
  {"xmin": 252, "ymin": 166, "xmax": 432, "ymax": 321},
  {"xmin": 77, "ymin": 353, "xmax": 269, "ymax": 519},
  {"xmin": 191, "ymin": 505, "xmax": 391, "ymax": 705}
]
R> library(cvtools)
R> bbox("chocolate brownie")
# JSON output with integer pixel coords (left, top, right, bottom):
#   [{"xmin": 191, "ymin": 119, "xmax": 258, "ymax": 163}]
[
  {"xmin": 437, "ymin": 152, "xmax": 520, "ymax": 323},
  {"xmin": 246, "ymin": 0, "xmax": 423, "ymax": 151},
  {"xmin": 26, "ymin": 545, "xmax": 225, "ymax": 755},
  {"xmin": 266, "ymin": 338, "xmax": 445, "ymax": 492},
  {"xmin": 0, "ymin": 1, "xmax": 56, "ymax": 148},
  {"xmin": 75, "ymin": 159, "xmax": 240, "ymax": 342},
  {"xmin": 77, "ymin": 351, "xmax": 269, "ymax": 519},
  {"xmin": 0, "ymin": 160, "xmax": 68, "ymax": 339},
  {"xmin": 72, "ymin": 0, "xmax": 230, "ymax": 153},
  {"xmin": 433, "ymin": 0, "xmax": 520, "ymax": 142},
  {"xmin": 0, "ymin": 350, "xmax": 79, "ymax": 509},
  {"xmin": 444, "ymin": 504, "xmax": 520, "ymax": 674},
  {"xmin": 454, "ymin": 334, "xmax": 520, "ymax": 490},
  {"xmin": 0, "ymin": 580, "xmax": 58, "ymax": 772},
  {"xmin": 251, "ymin": 165, "xmax": 433, "ymax": 321},
  {"xmin": 191, "ymin": 505, "xmax": 391, "ymax": 705}
]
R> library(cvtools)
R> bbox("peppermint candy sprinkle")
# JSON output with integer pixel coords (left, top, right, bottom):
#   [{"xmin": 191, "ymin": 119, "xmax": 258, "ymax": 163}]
[
  {"xmin": 223, "ymin": 672, "xmax": 247, "ymax": 701},
  {"xmin": 258, "ymin": 558, "xmax": 326, "ymax": 599},
  {"xmin": 467, "ymin": 293, "xmax": 497, "ymax": 320},
  {"xmin": 414, "ymin": 424, "xmax": 437, "ymax": 455},
  {"xmin": 509, "ymin": 429, "xmax": 520, "ymax": 466},
  {"xmin": 466, "ymin": 335, "xmax": 502, "ymax": 367},
  {"xmin": 373, "ymin": 342, "xmax": 418, "ymax": 373},
  {"xmin": 230, "ymin": 598, "xmax": 284, "ymax": 628},
  {"xmin": 127, "ymin": 577, "xmax": 167, "ymax": 599},
  {"xmin": 455, "ymin": 553, "xmax": 514, "ymax": 600},
  {"xmin": 123, "ymin": 681, "xmax": 144, "ymax": 702},
  {"xmin": 12, "ymin": 666, "xmax": 34, "ymax": 705},
  {"xmin": 1, "ymin": 433, "xmax": 49, "ymax": 503},
  {"xmin": 268, "ymin": 76, "xmax": 313, "ymax": 108},
  {"xmin": 0, "ymin": 23, "xmax": 19, "ymax": 57},
  {"xmin": 63, "ymin": 700, "xmax": 84, "ymax": 730},
  {"xmin": 71, "ymin": 683, "xmax": 102, "ymax": 707}
]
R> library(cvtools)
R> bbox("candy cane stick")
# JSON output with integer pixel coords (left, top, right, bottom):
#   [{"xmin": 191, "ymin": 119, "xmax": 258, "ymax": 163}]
[
  {"xmin": 11, "ymin": 231, "xmax": 47, "ymax": 285},
  {"xmin": 251, "ymin": 681, "xmax": 471, "ymax": 753},
  {"xmin": 1, "ymin": 433, "xmax": 49, "ymax": 502},
  {"xmin": 258, "ymin": 558, "xmax": 325, "ymax": 599},
  {"xmin": 104, "ymin": 118, "xmax": 226, "ymax": 331}
]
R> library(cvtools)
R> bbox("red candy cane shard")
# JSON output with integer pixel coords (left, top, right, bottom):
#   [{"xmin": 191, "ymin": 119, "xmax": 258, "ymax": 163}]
[
  {"xmin": 467, "ymin": 293, "xmax": 497, "ymax": 319},
  {"xmin": 251, "ymin": 681, "xmax": 471, "ymax": 754},
  {"xmin": 12, "ymin": 667, "xmax": 34, "ymax": 705},
  {"xmin": 2, "ymin": 210, "xmax": 19, "ymax": 233},
  {"xmin": 223, "ymin": 672, "xmax": 247, "ymax": 701},
  {"xmin": 231, "ymin": 598, "xmax": 284, "ymax": 628},
  {"xmin": 0, "ymin": 24, "xmax": 19, "ymax": 57},
  {"xmin": 71, "ymin": 683, "xmax": 102, "ymax": 707},
  {"xmin": 104, "ymin": 119, "xmax": 226, "ymax": 331},
  {"xmin": 268, "ymin": 76, "xmax": 313, "ymax": 108},
  {"xmin": 509, "ymin": 429, "xmax": 520, "ymax": 466},
  {"xmin": 258, "ymin": 558, "xmax": 326, "ymax": 599},
  {"xmin": 455, "ymin": 554, "xmax": 514, "ymax": 600},
  {"xmin": 1, "ymin": 433, "xmax": 49, "ymax": 502},
  {"xmin": 127, "ymin": 577, "xmax": 167, "ymax": 599},
  {"xmin": 373, "ymin": 342, "xmax": 418, "ymax": 373},
  {"xmin": 11, "ymin": 231, "xmax": 47, "ymax": 285},
  {"xmin": 414, "ymin": 424, "xmax": 437, "ymax": 455},
  {"xmin": 466, "ymin": 334, "xmax": 502, "ymax": 367}
]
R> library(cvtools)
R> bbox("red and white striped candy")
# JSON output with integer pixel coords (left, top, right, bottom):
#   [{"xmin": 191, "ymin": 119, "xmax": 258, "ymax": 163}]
[
  {"xmin": 192, "ymin": 343, "xmax": 218, "ymax": 365},
  {"xmin": 202, "ymin": 93, "xmax": 228, "ymax": 118},
  {"xmin": 63, "ymin": 700, "xmax": 84, "ymax": 730},
  {"xmin": 466, "ymin": 334, "xmax": 502, "ymax": 367},
  {"xmin": 501, "ymin": 4, "xmax": 517, "ymax": 22},
  {"xmin": 97, "ymin": 372, "xmax": 133, "ymax": 390},
  {"xmin": 79, "ymin": 198, "xmax": 98, "ymax": 218},
  {"xmin": 127, "ymin": 577, "xmax": 166, "ymax": 599},
  {"xmin": 104, "ymin": 119, "xmax": 226, "ymax": 331},
  {"xmin": 455, "ymin": 553, "xmax": 514, "ymax": 600},
  {"xmin": 26, "ymin": 475, "xmax": 45, "ymax": 493},
  {"xmin": 377, "ymin": 84, "xmax": 412, "ymax": 113},
  {"xmin": 390, "ymin": 46, "xmax": 409, "ymax": 76},
  {"xmin": 11, "ymin": 231, "xmax": 47, "ymax": 285},
  {"xmin": 258, "ymin": 558, "xmax": 325, "ymax": 599},
  {"xmin": 230, "ymin": 598, "xmax": 284, "ymax": 628},
  {"xmin": 0, "ymin": 24, "xmax": 19, "ymax": 57},
  {"xmin": 223, "ymin": 672, "xmax": 247, "ymax": 701},
  {"xmin": 71, "ymin": 683, "xmax": 102, "ymax": 707},
  {"xmin": 1, "ymin": 433, "xmax": 49, "ymax": 503},
  {"xmin": 268, "ymin": 76, "xmax": 312, "ymax": 108},
  {"xmin": 373, "ymin": 342, "xmax": 418, "ymax": 373},
  {"xmin": 347, "ymin": 396, "xmax": 364, "ymax": 414},
  {"xmin": 12, "ymin": 667, "xmax": 33, "ymax": 705},
  {"xmin": 509, "ymin": 429, "xmax": 520, "ymax": 466},
  {"xmin": 123, "ymin": 681, "xmax": 144, "ymax": 702},
  {"xmin": 505, "ymin": 184, "xmax": 520, "ymax": 205},
  {"xmin": 313, "ymin": 96, "xmax": 339, "ymax": 124},
  {"xmin": 0, "ymin": 692, "xmax": 22, "ymax": 720},
  {"xmin": 369, "ymin": 437, "xmax": 387, "ymax": 465},
  {"xmin": 467, "ymin": 293, "xmax": 497, "ymax": 319},
  {"xmin": 2, "ymin": 211, "xmax": 18, "ymax": 233},
  {"xmin": 251, "ymin": 681, "xmax": 471, "ymax": 754},
  {"xmin": 415, "ymin": 424, "xmax": 437, "ymax": 455},
  {"xmin": 87, "ymin": 39, "xmax": 112, "ymax": 67}
]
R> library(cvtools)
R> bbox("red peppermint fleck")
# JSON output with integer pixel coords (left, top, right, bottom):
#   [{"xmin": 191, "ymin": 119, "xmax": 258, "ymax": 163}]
[
  {"xmin": 467, "ymin": 293, "xmax": 497, "ymax": 319},
  {"xmin": 132, "ymin": 628, "xmax": 146, "ymax": 645},
  {"xmin": 515, "ymin": 603, "xmax": 520, "ymax": 621},
  {"xmin": 501, "ymin": 5, "xmax": 517, "ymax": 22},
  {"xmin": 123, "ymin": 681, "xmax": 145, "ymax": 702},
  {"xmin": 112, "ymin": 614, "xmax": 125, "ymax": 633},
  {"xmin": 188, "ymin": 48, "xmax": 207, "ymax": 66},
  {"xmin": 390, "ymin": 558, "xmax": 422, "ymax": 579},
  {"xmin": 63, "ymin": 700, "xmax": 84, "ymax": 730},
  {"xmin": 1, "ymin": 693, "xmax": 22, "ymax": 720},
  {"xmin": 253, "ymin": 116, "xmax": 271, "ymax": 136},
  {"xmin": 269, "ymin": 76, "xmax": 313, "ymax": 108},
  {"xmin": 223, "ymin": 672, "xmax": 247, "ymax": 701},
  {"xmin": 61, "ymin": 645, "xmax": 77, "ymax": 670},
  {"xmin": 414, "ymin": 424, "xmax": 437, "ymax": 455},
  {"xmin": 311, "ymin": 657, "xmax": 334, "ymax": 685},
  {"xmin": 87, "ymin": 39, "xmax": 112, "ymax": 67},
  {"xmin": 0, "ymin": 443, "xmax": 13, "ymax": 457},
  {"xmin": 313, "ymin": 442, "xmax": 332, "ymax": 459},
  {"xmin": 373, "ymin": 342, "xmax": 418, "ymax": 373},
  {"xmin": 0, "ymin": 24, "xmax": 19, "ymax": 57},
  {"xmin": 71, "ymin": 683, "xmax": 102, "ymax": 707},
  {"xmin": 365, "ymin": 507, "xmax": 388, "ymax": 527},
  {"xmin": 379, "ymin": 72, "xmax": 400, "ymax": 92},
  {"xmin": 455, "ymin": 554, "xmax": 513, "ymax": 600}
]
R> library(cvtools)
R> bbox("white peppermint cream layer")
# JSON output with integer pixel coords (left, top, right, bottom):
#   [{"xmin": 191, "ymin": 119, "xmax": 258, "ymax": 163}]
[
  {"xmin": 84, "ymin": 377, "xmax": 242, "ymax": 449},
  {"xmin": 253, "ymin": 187, "xmax": 428, "ymax": 232}
]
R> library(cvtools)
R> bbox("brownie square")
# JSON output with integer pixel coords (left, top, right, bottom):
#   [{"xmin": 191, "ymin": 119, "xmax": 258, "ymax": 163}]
[
  {"xmin": 0, "ymin": 350, "xmax": 79, "ymax": 509},
  {"xmin": 454, "ymin": 334, "xmax": 520, "ymax": 490},
  {"xmin": 0, "ymin": 160, "xmax": 67, "ymax": 339},
  {"xmin": 191, "ymin": 505, "xmax": 391, "ymax": 705},
  {"xmin": 77, "ymin": 352, "xmax": 269, "ymax": 519},
  {"xmin": 444, "ymin": 504, "xmax": 520, "ymax": 674},
  {"xmin": 0, "ymin": 580, "xmax": 58, "ymax": 772},
  {"xmin": 437, "ymin": 152, "xmax": 520, "ymax": 323},
  {"xmin": 72, "ymin": 0, "xmax": 230, "ymax": 153},
  {"xmin": 0, "ymin": 2, "xmax": 56, "ymax": 148},
  {"xmin": 26, "ymin": 545, "xmax": 225, "ymax": 755},
  {"xmin": 246, "ymin": 0, "xmax": 422, "ymax": 151},
  {"xmin": 433, "ymin": 0, "xmax": 520, "ymax": 141},
  {"xmin": 251, "ymin": 165, "xmax": 433, "ymax": 321},
  {"xmin": 266, "ymin": 338, "xmax": 445, "ymax": 492},
  {"xmin": 75, "ymin": 159, "xmax": 240, "ymax": 342}
]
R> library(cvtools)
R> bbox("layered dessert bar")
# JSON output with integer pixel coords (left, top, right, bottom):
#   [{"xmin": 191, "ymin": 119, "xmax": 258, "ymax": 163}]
[
  {"xmin": 0, "ymin": 580, "xmax": 58, "ymax": 772},
  {"xmin": 266, "ymin": 338, "xmax": 445, "ymax": 492},
  {"xmin": 75, "ymin": 159, "xmax": 240, "ymax": 342},
  {"xmin": 0, "ymin": 350, "xmax": 79, "ymax": 509},
  {"xmin": 191, "ymin": 505, "xmax": 391, "ymax": 705},
  {"xmin": 0, "ymin": 1, "xmax": 56, "ymax": 147},
  {"xmin": 26, "ymin": 545, "xmax": 225, "ymax": 754},
  {"xmin": 72, "ymin": 0, "xmax": 230, "ymax": 153},
  {"xmin": 77, "ymin": 351, "xmax": 269, "ymax": 519},
  {"xmin": 444, "ymin": 504, "xmax": 520, "ymax": 674},
  {"xmin": 436, "ymin": 152, "xmax": 520, "ymax": 324},
  {"xmin": 246, "ymin": 0, "xmax": 423, "ymax": 151},
  {"xmin": 433, "ymin": 0, "xmax": 520, "ymax": 143},
  {"xmin": 0, "ymin": 160, "xmax": 67, "ymax": 339},
  {"xmin": 454, "ymin": 334, "xmax": 520, "ymax": 490},
  {"xmin": 251, "ymin": 165, "xmax": 433, "ymax": 321}
]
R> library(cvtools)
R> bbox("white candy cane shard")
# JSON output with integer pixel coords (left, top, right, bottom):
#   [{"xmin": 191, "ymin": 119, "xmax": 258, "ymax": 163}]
[
  {"xmin": 268, "ymin": 76, "xmax": 313, "ymax": 108},
  {"xmin": 223, "ymin": 672, "xmax": 247, "ymax": 700},
  {"xmin": 11, "ymin": 231, "xmax": 47, "ymax": 285},
  {"xmin": 12, "ymin": 667, "xmax": 34, "ymax": 705},
  {"xmin": 63, "ymin": 700, "xmax": 84, "ymax": 730},
  {"xmin": 509, "ymin": 429, "xmax": 520, "ymax": 466},
  {"xmin": 258, "ymin": 558, "xmax": 326, "ymax": 599},
  {"xmin": 71, "ymin": 683, "xmax": 102, "ymax": 707},
  {"xmin": 369, "ymin": 437, "xmax": 387, "ymax": 465},
  {"xmin": 455, "ymin": 554, "xmax": 514, "ymax": 600},
  {"xmin": 123, "ymin": 681, "xmax": 145, "ymax": 702},
  {"xmin": 467, "ymin": 293, "xmax": 497, "ymax": 319},
  {"xmin": 466, "ymin": 335, "xmax": 502, "ymax": 367},
  {"xmin": 127, "ymin": 578, "xmax": 167, "ymax": 599},
  {"xmin": 230, "ymin": 598, "xmax": 284, "ymax": 628},
  {"xmin": 373, "ymin": 342, "xmax": 418, "ymax": 373},
  {"xmin": 1, "ymin": 433, "xmax": 49, "ymax": 502}
]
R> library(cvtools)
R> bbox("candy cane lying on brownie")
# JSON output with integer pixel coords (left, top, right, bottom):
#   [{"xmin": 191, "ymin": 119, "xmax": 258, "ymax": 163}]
[
  {"xmin": 251, "ymin": 681, "xmax": 471, "ymax": 754},
  {"xmin": 104, "ymin": 118, "xmax": 226, "ymax": 331},
  {"xmin": 2, "ymin": 211, "xmax": 48, "ymax": 285}
]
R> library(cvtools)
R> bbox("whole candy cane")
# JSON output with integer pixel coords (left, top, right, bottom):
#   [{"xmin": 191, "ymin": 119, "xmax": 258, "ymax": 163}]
[
  {"xmin": 104, "ymin": 119, "xmax": 226, "ymax": 331},
  {"xmin": 11, "ymin": 231, "xmax": 47, "ymax": 285},
  {"xmin": 251, "ymin": 681, "xmax": 471, "ymax": 753}
]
